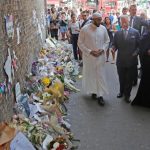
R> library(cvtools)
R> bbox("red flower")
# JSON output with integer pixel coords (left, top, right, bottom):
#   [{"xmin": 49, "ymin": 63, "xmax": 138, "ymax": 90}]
[{"xmin": 56, "ymin": 144, "xmax": 65, "ymax": 150}]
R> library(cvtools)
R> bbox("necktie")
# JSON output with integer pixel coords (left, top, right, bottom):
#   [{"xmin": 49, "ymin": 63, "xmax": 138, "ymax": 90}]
[
  {"xmin": 130, "ymin": 16, "xmax": 134, "ymax": 27},
  {"xmin": 141, "ymin": 26, "xmax": 144, "ymax": 35},
  {"xmin": 123, "ymin": 29, "xmax": 128, "ymax": 39}
]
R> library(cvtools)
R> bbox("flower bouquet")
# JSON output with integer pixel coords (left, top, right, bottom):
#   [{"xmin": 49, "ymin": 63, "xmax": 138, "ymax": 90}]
[{"xmin": 47, "ymin": 135, "xmax": 72, "ymax": 150}]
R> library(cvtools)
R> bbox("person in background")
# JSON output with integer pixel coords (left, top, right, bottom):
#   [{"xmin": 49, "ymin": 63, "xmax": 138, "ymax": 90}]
[
  {"xmin": 47, "ymin": 9, "xmax": 51, "ymax": 35},
  {"xmin": 64, "ymin": 7, "xmax": 68, "ymax": 14},
  {"xmin": 80, "ymin": 11, "xmax": 91, "ymax": 28},
  {"xmin": 118, "ymin": 7, "xmax": 128, "ymax": 28},
  {"xmin": 104, "ymin": 17, "xmax": 116, "ymax": 63},
  {"xmin": 78, "ymin": 13, "xmax": 83, "ymax": 26},
  {"xmin": 78, "ymin": 13, "xmax": 110, "ymax": 106},
  {"xmin": 109, "ymin": 13, "xmax": 114, "ymax": 23},
  {"xmin": 93, "ymin": 9, "xmax": 97, "ymax": 14},
  {"xmin": 129, "ymin": 5, "xmax": 149, "ymax": 34},
  {"xmin": 59, "ymin": 12, "xmax": 68, "ymax": 41},
  {"xmin": 86, "ymin": 10, "xmax": 93, "ymax": 20},
  {"xmin": 112, "ymin": 11, "xmax": 118, "ymax": 25},
  {"xmin": 58, "ymin": 7, "xmax": 62, "ymax": 12},
  {"xmin": 50, "ymin": 7, "xmax": 59, "ymax": 40},
  {"xmin": 78, "ymin": 11, "xmax": 91, "ymax": 63},
  {"xmin": 86, "ymin": 10, "xmax": 91, "ymax": 20},
  {"xmin": 129, "ymin": 4, "xmax": 149, "ymax": 86},
  {"xmin": 79, "ymin": 8, "xmax": 83, "ymax": 14},
  {"xmin": 112, "ymin": 15, "xmax": 140, "ymax": 103},
  {"xmin": 115, "ymin": 12, "xmax": 121, "ymax": 31},
  {"xmin": 69, "ymin": 14, "xmax": 81, "ymax": 61},
  {"xmin": 140, "ymin": 11, "xmax": 148, "ymax": 35},
  {"xmin": 116, "ymin": 12, "xmax": 120, "ymax": 20},
  {"xmin": 131, "ymin": 26, "xmax": 150, "ymax": 107},
  {"xmin": 122, "ymin": 7, "xmax": 128, "ymax": 15},
  {"xmin": 66, "ymin": 9, "xmax": 71, "ymax": 21}
]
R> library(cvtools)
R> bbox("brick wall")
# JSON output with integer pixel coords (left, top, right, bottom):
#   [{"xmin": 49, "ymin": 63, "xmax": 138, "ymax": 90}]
[{"xmin": 0, "ymin": 0, "xmax": 47, "ymax": 122}]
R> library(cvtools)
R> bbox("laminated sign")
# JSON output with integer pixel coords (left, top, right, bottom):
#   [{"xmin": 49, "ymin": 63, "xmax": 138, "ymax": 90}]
[{"xmin": 5, "ymin": 15, "xmax": 14, "ymax": 38}]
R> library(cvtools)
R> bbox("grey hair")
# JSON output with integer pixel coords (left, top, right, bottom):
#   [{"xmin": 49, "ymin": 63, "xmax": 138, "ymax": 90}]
[{"xmin": 120, "ymin": 15, "xmax": 130, "ymax": 24}]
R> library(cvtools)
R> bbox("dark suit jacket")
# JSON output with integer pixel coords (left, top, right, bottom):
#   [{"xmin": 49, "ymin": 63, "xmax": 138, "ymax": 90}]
[
  {"xmin": 131, "ymin": 16, "xmax": 149, "ymax": 34},
  {"xmin": 139, "ymin": 31, "xmax": 150, "ymax": 67},
  {"xmin": 113, "ymin": 27, "xmax": 140, "ymax": 67}
]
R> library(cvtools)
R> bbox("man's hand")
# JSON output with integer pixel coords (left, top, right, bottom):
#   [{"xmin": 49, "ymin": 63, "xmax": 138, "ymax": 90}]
[
  {"xmin": 90, "ymin": 49, "xmax": 104, "ymax": 57},
  {"xmin": 90, "ymin": 50, "xmax": 98, "ymax": 57}
]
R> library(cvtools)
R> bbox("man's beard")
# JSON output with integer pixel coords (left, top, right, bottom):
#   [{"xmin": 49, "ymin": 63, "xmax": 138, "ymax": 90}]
[
  {"xmin": 95, "ymin": 24, "xmax": 100, "ymax": 27},
  {"xmin": 93, "ymin": 22, "xmax": 100, "ymax": 27}
]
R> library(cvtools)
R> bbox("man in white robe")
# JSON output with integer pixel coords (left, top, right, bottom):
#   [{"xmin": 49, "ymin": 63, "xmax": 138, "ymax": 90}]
[{"xmin": 78, "ymin": 13, "xmax": 110, "ymax": 106}]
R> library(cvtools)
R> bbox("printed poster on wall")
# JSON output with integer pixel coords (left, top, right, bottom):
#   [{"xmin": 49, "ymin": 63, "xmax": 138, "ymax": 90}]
[{"xmin": 5, "ymin": 15, "xmax": 14, "ymax": 38}]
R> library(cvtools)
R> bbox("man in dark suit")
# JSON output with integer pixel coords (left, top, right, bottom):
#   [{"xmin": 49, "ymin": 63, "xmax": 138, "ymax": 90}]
[
  {"xmin": 129, "ymin": 4, "xmax": 149, "ymax": 86},
  {"xmin": 129, "ymin": 5, "xmax": 149, "ymax": 33},
  {"xmin": 113, "ymin": 15, "xmax": 140, "ymax": 103}
]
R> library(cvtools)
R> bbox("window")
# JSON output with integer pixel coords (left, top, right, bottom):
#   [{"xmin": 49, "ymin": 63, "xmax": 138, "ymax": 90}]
[{"xmin": 105, "ymin": 1, "xmax": 116, "ymax": 8}]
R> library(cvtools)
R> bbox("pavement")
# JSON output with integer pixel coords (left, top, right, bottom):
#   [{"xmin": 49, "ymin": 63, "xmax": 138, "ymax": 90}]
[{"xmin": 67, "ymin": 62, "xmax": 150, "ymax": 150}]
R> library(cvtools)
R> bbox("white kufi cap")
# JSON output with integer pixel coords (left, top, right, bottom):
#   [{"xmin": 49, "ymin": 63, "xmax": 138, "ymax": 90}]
[{"xmin": 92, "ymin": 12, "xmax": 102, "ymax": 19}]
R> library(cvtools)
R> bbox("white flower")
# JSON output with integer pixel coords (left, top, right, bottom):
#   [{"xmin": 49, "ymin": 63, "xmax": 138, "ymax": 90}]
[
  {"xmin": 68, "ymin": 66, "xmax": 73, "ymax": 73},
  {"xmin": 66, "ymin": 62, "xmax": 72, "ymax": 67},
  {"xmin": 53, "ymin": 142, "xmax": 60, "ymax": 148}
]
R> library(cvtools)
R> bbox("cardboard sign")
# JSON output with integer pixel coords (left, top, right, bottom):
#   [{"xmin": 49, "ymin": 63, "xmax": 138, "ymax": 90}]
[{"xmin": 0, "ymin": 123, "xmax": 16, "ymax": 150}]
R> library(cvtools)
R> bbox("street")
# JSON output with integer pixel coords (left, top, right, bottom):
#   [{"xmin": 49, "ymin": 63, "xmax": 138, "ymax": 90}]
[{"xmin": 68, "ymin": 62, "xmax": 150, "ymax": 150}]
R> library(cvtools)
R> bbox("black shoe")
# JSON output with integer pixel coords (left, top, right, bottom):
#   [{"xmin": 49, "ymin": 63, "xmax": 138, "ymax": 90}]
[
  {"xmin": 131, "ymin": 101, "xmax": 137, "ymax": 106},
  {"xmin": 97, "ymin": 97, "xmax": 105, "ymax": 106},
  {"xmin": 133, "ymin": 81, "xmax": 137, "ymax": 86},
  {"xmin": 131, "ymin": 102, "xmax": 135, "ymax": 106},
  {"xmin": 91, "ymin": 93, "xmax": 97, "ymax": 99},
  {"xmin": 117, "ymin": 93, "xmax": 123, "ymax": 98},
  {"xmin": 124, "ymin": 97, "xmax": 131, "ymax": 103}
]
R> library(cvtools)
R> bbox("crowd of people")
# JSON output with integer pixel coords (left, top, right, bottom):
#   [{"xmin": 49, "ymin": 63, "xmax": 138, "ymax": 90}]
[{"xmin": 46, "ymin": 5, "xmax": 150, "ymax": 108}]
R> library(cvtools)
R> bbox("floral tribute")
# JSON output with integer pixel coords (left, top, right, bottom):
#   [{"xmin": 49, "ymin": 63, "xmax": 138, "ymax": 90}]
[{"xmin": 7, "ymin": 38, "xmax": 80, "ymax": 150}]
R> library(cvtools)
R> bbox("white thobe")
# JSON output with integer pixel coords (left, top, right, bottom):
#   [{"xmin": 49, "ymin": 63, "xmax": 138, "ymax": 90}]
[{"xmin": 78, "ymin": 23, "xmax": 110, "ymax": 97}]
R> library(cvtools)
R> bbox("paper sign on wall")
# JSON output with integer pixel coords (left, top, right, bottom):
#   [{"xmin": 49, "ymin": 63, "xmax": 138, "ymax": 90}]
[
  {"xmin": 5, "ymin": 15, "xmax": 14, "ymax": 38},
  {"xmin": 17, "ymin": 26, "xmax": 20, "ymax": 44},
  {"xmin": 4, "ymin": 48, "xmax": 12, "ymax": 84},
  {"xmin": 15, "ymin": 82, "xmax": 21, "ymax": 103}
]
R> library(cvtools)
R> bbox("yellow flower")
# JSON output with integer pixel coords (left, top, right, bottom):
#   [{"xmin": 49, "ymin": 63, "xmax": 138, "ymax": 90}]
[
  {"xmin": 55, "ymin": 66, "xmax": 63, "ymax": 72},
  {"xmin": 41, "ymin": 77, "xmax": 51, "ymax": 86},
  {"xmin": 40, "ymin": 49, "xmax": 47, "ymax": 55}
]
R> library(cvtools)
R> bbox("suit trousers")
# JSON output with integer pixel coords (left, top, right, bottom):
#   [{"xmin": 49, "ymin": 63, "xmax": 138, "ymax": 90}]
[
  {"xmin": 71, "ymin": 34, "xmax": 79, "ymax": 60},
  {"xmin": 117, "ymin": 65, "xmax": 136, "ymax": 98},
  {"xmin": 133, "ymin": 65, "xmax": 138, "ymax": 84}
]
